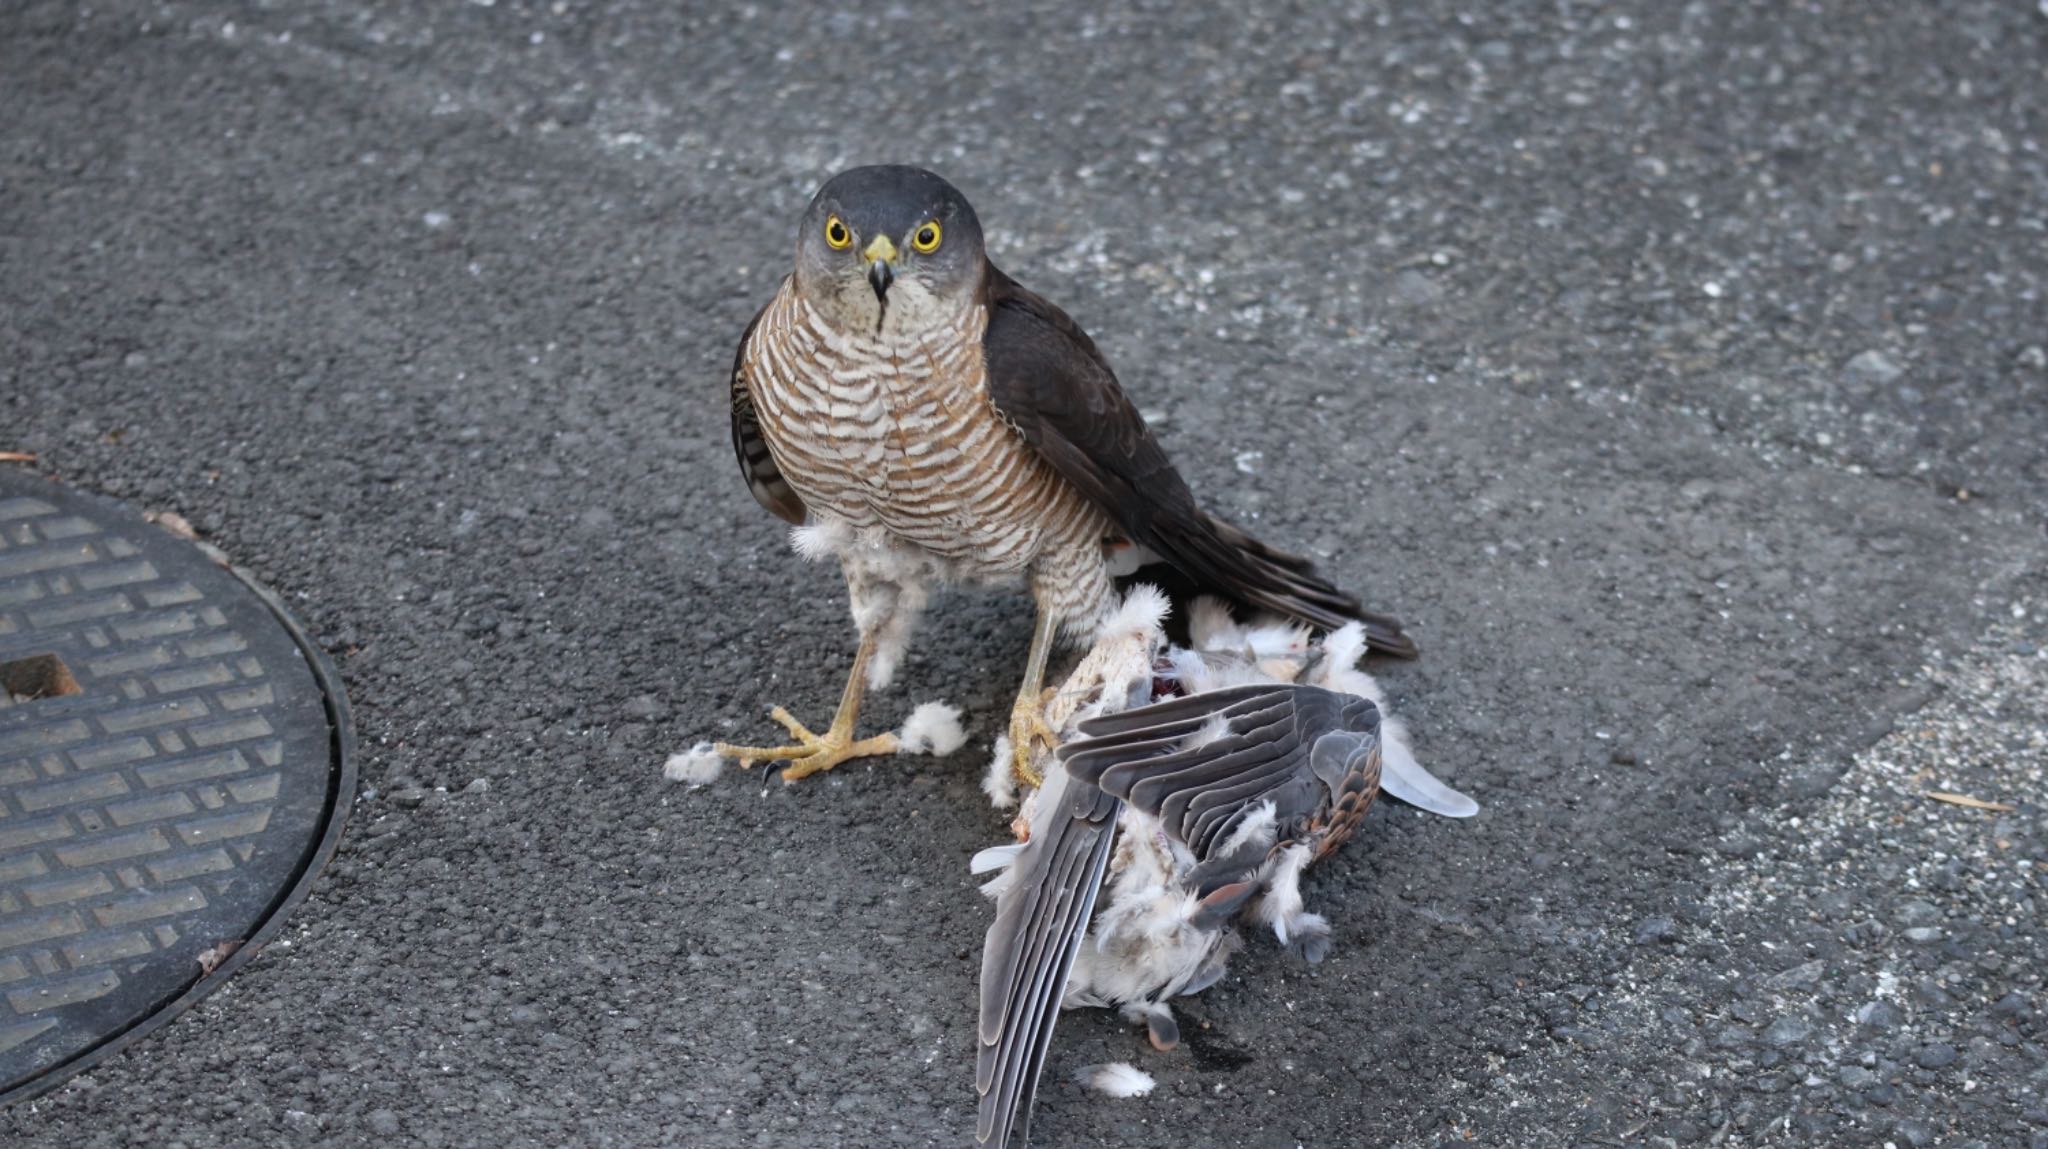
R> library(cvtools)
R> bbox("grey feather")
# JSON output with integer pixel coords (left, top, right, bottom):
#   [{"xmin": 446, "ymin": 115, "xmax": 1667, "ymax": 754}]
[{"xmin": 976, "ymin": 684, "xmax": 1391, "ymax": 1146}]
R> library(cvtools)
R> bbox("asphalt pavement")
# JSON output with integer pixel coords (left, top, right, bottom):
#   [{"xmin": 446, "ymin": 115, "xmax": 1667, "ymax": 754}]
[{"xmin": 3, "ymin": 2, "xmax": 2044, "ymax": 1146}]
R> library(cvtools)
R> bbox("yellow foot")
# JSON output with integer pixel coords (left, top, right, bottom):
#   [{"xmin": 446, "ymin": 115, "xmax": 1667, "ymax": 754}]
[
  {"xmin": 715, "ymin": 706, "xmax": 901, "ymax": 783},
  {"xmin": 1008, "ymin": 688, "xmax": 1060, "ymax": 790}
]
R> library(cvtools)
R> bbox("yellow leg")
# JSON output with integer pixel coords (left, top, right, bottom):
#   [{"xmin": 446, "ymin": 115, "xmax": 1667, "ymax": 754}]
[
  {"xmin": 1007, "ymin": 609, "xmax": 1061, "ymax": 790},
  {"xmin": 716, "ymin": 633, "xmax": 901, "ymax": 782}
]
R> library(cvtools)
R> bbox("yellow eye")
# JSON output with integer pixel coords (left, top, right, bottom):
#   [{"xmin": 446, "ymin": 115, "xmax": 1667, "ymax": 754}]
[
  {"xmin": 911, "ymin": 220, "xmax": 942, "ymax": 253},
  {"xmin": 824, "ymin": 215, "xmax": 852, "ymax": 250}
]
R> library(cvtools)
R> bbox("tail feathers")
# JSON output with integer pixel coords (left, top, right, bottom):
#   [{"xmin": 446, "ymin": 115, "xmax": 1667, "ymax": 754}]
[{"xmin": 1140, "ymin": 513, "xmax": 1417, "ymax": 658}]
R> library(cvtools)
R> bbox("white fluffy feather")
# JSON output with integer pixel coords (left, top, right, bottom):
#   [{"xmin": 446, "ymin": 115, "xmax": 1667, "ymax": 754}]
[
  {"xmin": 787, "ymin": 520, "xmax": 852, "ymax": 563},
  {"xmin": 896, "ymin": 701, "xmax": 967, "ymax": 756},
  {"xmin": 661, "ymin": 742, "xmax": 726, "ymax": 788},
  {"xmin": 983, "ymin": 733, "xmax": 1019, "ymax": 810},
  {"xmin": 1187, "ymin": 596, "xmax": 1242, "ymax": 650},
  {"xmin": 1074, "ymin": 1063, "xmax": 1156, "ymax": 1099},
  {"xmin": 1251, "ymin": 843, "xmax": 1314, "ymax": 945},
  {"xmin": 1095, "ymin": 581, "xmax": 1171, "ymax": 641},
  {"xmin": 1178, "ymin": 712, "xmax": 1231, "ymax": 752},
  {"xmin": 1216, "ymin": 799, "xmax": 1278, "ymax": 857}
]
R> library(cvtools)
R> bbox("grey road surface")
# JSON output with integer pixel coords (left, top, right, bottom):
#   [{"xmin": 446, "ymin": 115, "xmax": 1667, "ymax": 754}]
[{"xmin": 3, "ymin": 2, "xmax": 2045, "ymax": 1146}]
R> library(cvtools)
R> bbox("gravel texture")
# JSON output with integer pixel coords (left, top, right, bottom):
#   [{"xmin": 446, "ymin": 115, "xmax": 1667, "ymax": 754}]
[{"xmin": 2, "ymin": 1, "xmax": 2044, "ymax": 1146}]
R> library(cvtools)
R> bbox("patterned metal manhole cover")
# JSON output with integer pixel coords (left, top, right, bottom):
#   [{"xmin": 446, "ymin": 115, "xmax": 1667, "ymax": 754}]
[{"xmin": 0, "ymin": 472, "xmax": 353, "ymax": 1104}]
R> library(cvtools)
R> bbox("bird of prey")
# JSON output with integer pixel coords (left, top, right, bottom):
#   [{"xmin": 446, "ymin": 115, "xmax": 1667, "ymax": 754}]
[
  {"xmin": 715, "ymin": 164, "xmax": 1415, "ymax": 786},
  {"xmin": 969, "ymin": 591, "xmax": 1476, "ymax": 1147}
]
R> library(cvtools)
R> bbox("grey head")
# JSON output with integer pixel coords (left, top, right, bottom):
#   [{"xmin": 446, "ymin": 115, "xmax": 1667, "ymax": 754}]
[{"xmin": 793, "ymin": 165, "xmax": 987, "ymax": 337}]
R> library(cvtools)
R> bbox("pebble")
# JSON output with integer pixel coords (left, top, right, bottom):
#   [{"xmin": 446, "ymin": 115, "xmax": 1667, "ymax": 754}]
[
  {"xmin": 1893, "ymin": 900, "xmax": 1941, "ymax": 927},
  {"xmin": 1763, "ymin": 1016, "xmax": 1813, "ymax": 1047},
  {"xmin": 1843, "ymin": 349, "xmax": 1904, "ymax": 384},
  {"xmin": 1765, "ymin": 959, "xmax": 1824, "ymax": 989},
  {"xmin": 621, "ymin": 694, "xmax": 669, "ymax": 721},
  {"xmin": 1914, "ymin": 1044, "xmax": 1957, "ymax": 1070},
  {"xmin": 1633, "ymin": 916, "xmax": 1679, "ymax": 945}
]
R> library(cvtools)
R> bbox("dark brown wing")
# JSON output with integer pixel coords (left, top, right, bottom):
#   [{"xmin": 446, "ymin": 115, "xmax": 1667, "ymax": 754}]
[
  {"xmin": 729, "ymin": 291, "xmax": 806, "ymax": 525},
  {"xmin": 978, "ymin": 266, "xmax": 1415, "ymax": 656},
  {"xmin": 975, "ymin": 772, "xmax": 1121, "ymax": 1148}
]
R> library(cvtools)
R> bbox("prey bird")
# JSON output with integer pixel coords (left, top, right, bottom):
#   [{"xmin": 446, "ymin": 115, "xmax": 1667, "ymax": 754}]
[
  {"xmin": 969, "ymin": 592, "xmax": 1477, "ymax": 1147},
  {"xmin": 716, "ymin": 165, "xmax": 1416, "ymax": 786}
]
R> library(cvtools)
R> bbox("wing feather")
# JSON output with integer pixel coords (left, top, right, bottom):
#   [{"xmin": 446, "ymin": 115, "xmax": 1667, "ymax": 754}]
[
  {"xmin": 729, "ymin": 291, "xmax": 807, "ymax": 525},
  {"xmin": 979, "ymin": 685, "xmax": 1388, "ymax": 1144},
  {"xmin": 975, "ymin": 772, "xmax": 1121, "ymax": 1147},
  {"xmin": 979, "ymin": 268, "xmax": 1415, "ymax": 655},
  {"xmin": 1058, "ymin": 685, "xmax": 1383, "ymax": 850}
]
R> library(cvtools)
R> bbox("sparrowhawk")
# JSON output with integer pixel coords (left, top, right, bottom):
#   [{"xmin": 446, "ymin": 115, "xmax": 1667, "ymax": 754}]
[{"xmin": 715, "ymin": 165, "xmax": 1416, "ymax": 785}]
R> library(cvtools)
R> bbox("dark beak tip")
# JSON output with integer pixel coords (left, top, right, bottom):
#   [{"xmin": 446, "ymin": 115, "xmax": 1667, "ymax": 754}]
[{"xmin": 868, "ymin": 261, "xmax": 895, "ymax": 301}]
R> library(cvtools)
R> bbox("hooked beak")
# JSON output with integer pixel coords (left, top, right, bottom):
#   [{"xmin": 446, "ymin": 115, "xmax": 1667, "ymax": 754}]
[{"xmin": 863, "ymin": 235, "xmax": 898, "ymax": 303}]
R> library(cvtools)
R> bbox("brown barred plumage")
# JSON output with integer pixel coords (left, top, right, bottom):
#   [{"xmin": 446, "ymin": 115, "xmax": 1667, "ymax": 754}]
[{"xmin": 743, "ymin": 278, "xmax": 1117, "ymax": 629}]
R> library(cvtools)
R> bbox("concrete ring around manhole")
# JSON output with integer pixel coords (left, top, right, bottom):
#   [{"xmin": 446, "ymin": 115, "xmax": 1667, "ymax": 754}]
[{"xmin": 0, "ymin": 470, "xmax": 355, "ymax": 1105}]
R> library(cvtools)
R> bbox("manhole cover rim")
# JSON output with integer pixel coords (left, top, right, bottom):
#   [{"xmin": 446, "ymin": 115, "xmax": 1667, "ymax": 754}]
[{"xmin": 0, "ymin": 479, "xmax": 357, "ymax": 1107}]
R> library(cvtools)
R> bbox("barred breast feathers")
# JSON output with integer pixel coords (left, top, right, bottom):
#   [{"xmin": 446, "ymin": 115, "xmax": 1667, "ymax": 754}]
[{"xmin": 746, "ymin": 282, "xmax": 1114, "ymax": 626}]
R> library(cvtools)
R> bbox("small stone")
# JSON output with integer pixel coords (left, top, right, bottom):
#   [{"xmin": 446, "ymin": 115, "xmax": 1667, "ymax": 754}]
[
  {"xmin": 1765, "ymin": 959, "xmax": 1824, "ymax": 990},
  {"xmin": 1991, "ymin": 991, "xmax": 2032, "ymax": 1020},
  {"xmin": 2018, "ymin": 345, "xmax": 2047, "ymax": 371},
  {"xmin": 1843, "ymin": 349, "xmax": 1904, "ymax": 385},
  {"xmin": 389, "ymin": 788, "xmax": 428, "ymax": 809},
  {"xmin": 1390, "ymin": 269, "xmax": 1442, "ymax": 306},
  {"xmin": 1854, "ymin": 1000, "xmax": 1895, "ymax": 1029},
  {"xmin": 367, "ymin": 1110, "xmax": 400, "ymax": 1136},
  {"xmin": 1913, "ymin": 1043, "xmax": 1957, "ymax": 1070},
  {"xmin": 1762, "ymin": 1016, "xmax": 1812, "ymax": 1047},
  {"xmin": 463, "ymin": 777, "xmax": 490, "ymax": 795},
  {"xmin": 621, "ymin": 695, "xmax": 668, "ymax": 721},
  {"xmin": 1893, "ymin": 900, "xmax": 1940, "ymax": 927},
  {"xmin": 1903, "ymin": 926, "xmax": 1942, "ymax": 944},
  {"xmin": 1839, "ymin": 1065, "xmax": 1876, "ymax": 1089},
  {"xmin": 1634, "ymin": 916, "xmax": 1679, "ymax": 945}
]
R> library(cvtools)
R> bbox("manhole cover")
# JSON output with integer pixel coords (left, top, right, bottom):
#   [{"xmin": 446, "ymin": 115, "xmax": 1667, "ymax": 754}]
[{"xmin": 0, "ymin": 472, "xmax": 354, "ymax": 1104}]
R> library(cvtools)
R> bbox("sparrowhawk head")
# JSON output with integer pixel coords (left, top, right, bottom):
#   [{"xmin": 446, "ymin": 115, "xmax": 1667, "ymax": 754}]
[{"xmin": 793, "ymin": 165, "xmax": 985, "ymax": 335}]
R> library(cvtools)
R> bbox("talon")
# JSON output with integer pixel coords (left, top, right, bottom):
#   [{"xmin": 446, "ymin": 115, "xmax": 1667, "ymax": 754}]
[{"xmin": 1007, "ymin": 698, "xmax": 1058, "ymax": 790}]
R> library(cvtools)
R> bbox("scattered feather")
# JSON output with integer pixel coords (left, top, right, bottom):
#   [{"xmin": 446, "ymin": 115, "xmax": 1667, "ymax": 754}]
[
  {"xmin": 197, "ymin": 939, "xmax": 243, "ymax": 975},
  {"xmin": 896, "ymin": 701, "xmax": 967, "ymax": 756},
  {"xmin": 970, "ymin": 842, "xmax": 1025, "ymax": 875},
  {"xmin": 1074, "ymin": 1062, "xmax": 1156, "ymax": 1099},
  {"xmin": 1187, "ymin": 596, "xmax": 1242, "ymax": 650},
  {"xmin": 983, "ymin": 734, "xmax": 1018, "ymax": 809},
  {"xmin": 1216, "ymin": 800, "xmax": 1278, "ymax": 856},
  {"xmin": 145, "ymin": 510, "xmax": 199, "ymax": 540},
  {"xmin": 663, "ymin": 742, "xmax": 726, "ymax": 787},
  {"xmin": 1178, "ymin": 712, "xmax": 1231, "ymax": 752},
  {"xmin": 1924, "ymin": 791, "xmax": 2015, "ymax": 812},
  {"xmin": 1096, "ymin": 582, "xmax": 1171, "ymax": 641}
]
